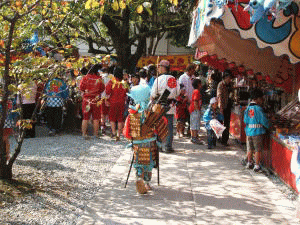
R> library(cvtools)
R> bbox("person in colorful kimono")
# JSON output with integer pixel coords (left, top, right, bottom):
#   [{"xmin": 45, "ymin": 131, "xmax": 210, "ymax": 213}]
[{"xmin": 243, "ymin": 88, "xmax": 270, "ymax": 172}]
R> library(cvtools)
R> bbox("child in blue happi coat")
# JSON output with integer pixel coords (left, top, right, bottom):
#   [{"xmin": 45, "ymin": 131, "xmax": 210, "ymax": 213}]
[
  {"xmin": 203, "ymin": 97, "xmax": 224, "ymax": 149},
  {"xmin": 243, "ymin": 88, "xmax": 270, "ymax": 172}
]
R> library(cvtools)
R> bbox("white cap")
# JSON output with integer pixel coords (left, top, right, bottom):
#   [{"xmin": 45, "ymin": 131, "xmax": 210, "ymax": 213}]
[{"xmin": 210, "ymin": 97, "xmax": 217, "ymax": 105}]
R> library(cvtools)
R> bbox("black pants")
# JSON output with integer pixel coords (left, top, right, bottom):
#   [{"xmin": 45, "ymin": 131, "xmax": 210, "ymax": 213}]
[
  {"xmin": 221, "ymin": 105, "xmax": 231, "ymax": 145},
  {"xmin": 22, "ymin": 103, "xmax": 36, "ymax": 138},
  {"xmin": 207, "ymin": 129, "xmax": 217, "ymax": 148},
  {"xmin": 45, "ymin": 107, "xmax": 62, "ymax": 132}
]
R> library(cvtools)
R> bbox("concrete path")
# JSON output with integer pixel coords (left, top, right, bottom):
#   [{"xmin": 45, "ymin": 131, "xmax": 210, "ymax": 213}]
[{"xmin": 78, "ymin": 136, "xmax": 299, "ymax": 225}]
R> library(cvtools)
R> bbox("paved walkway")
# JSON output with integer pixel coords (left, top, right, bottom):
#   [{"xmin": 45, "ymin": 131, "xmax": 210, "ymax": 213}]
[{"xmin": 78, "ymin": 135, "xmax": 299, "ymax": 225}]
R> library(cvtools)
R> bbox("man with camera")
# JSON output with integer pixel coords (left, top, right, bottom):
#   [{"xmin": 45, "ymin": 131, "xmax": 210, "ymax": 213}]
[{"xmin": 151, "ymin": 60, "xmax": 180, "ymax": 153}]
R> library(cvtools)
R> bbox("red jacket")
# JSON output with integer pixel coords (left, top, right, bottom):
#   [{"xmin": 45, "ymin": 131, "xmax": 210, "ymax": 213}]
[
  {"xmin": 105, "ymin": 79, "xmax": 128, "ymax": 104},
  {"xmin": 80, "ymin": 73, "xmax": 105, "ymax": 99}
]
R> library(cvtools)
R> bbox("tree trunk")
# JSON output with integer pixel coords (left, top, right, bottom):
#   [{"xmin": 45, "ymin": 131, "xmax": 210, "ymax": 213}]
[
  {"xmin": 0, "ymin": 18, "xmax": 16, "ymax": 180},
  {"xmin": 0, "ymin": 164, "xmax": 12, "ymax": 180}
]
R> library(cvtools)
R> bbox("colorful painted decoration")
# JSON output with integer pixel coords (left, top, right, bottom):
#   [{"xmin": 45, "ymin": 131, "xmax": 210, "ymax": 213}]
[
  {"xmin": 44, "ymin": 78, "xmax": 69, "ymax": 99},
  {"xmin": 248, "ymin": 0, "xmax": 266, "ymax": 24},
  {"xmin": 189, "ymin": 0, "xmax": 300, "ymax": 63}
]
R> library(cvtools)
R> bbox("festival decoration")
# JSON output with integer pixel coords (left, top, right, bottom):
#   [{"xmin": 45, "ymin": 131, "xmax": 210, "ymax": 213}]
[
  {"xmin": 189, "ymin": 0, "xmax": 300, "ymax": 64},
  {"xmin": 248, "ymin": 0, "xmax": 266, "ymax": 24},
  {"xmin": 137, "ymin": 54, "xmax": 194, "ymax": 71},
  {"xmin": 23, "ymin": 30, "xmax": 46, "ymax": 56}
]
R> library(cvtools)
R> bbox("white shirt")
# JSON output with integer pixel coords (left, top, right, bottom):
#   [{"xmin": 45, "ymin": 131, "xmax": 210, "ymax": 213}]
[
  {"xmin": 101, "ymin": 72, "xmax": 112, "ymax": 98},
  {"xmin": 178, "ymin": 72, "xmax": 194, "ymax": 103},
  {"xmin": 151, "ymin": 74, "xmax": 180, "ymax": 114},
  {"xmin": 139, "ymin": 78, "xmax": 148, "ymax": 86}
]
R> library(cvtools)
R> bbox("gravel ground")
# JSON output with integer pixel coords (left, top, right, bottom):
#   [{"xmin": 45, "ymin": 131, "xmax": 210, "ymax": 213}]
[{"xmin": 0, "ymin": 130, "xmax": 126, "ymax": 225}]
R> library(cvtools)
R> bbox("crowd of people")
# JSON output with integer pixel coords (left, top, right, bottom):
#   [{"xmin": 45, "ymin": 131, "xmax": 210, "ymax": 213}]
[
  {"xmin": 1, "ymin": 56, "xmax": 273, "ymax": 193},
  {"xmin": 3, "ymin": 59, "xmax": 236, "ymax": 154},
  {"xmin": 53, "ymin": 60, "xmax": 234, "ymax": 153}
]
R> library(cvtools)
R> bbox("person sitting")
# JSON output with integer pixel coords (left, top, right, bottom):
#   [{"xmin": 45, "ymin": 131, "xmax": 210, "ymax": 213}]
[{"xmin": 203, "ymin": 97, "xmax": 224, "ymax": 149}]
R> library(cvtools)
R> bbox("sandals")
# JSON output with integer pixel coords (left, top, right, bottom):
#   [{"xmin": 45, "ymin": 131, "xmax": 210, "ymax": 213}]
[{"xmin": 136, "ymin": 180, "xmax": 148, "ymax": 194}]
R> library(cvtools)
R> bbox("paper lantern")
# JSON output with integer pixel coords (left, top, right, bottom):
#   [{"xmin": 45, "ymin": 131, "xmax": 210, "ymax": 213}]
[
  {"xmin": 238, "ymin": 65, "xmax": 245, "ymax": 73},
  {"xmin": 246, "ymin": 69, "xmax": 254, "ymax": 76},
  {"xmin": 219, "ymin": 58, "xmax": 226, "ymax": 64},
  {"xmin": 228, "ymin": 62, "xmax": 236, "ymax": 69},
  {"xmin": 210, "ymin": 54, "xmax": 218, "ymax": 60}
]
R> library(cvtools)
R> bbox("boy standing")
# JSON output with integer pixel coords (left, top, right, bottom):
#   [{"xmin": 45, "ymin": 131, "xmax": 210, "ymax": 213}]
[
  {"xmin": 150, "ymin": 60, "xmax": 180, "ymax": 153},
  {"xmin": 244, "ymin": 88, "xmax": 270, "ymax": 172},
  {"xmin": 189, "ymin": 79, "xmax": 203, "ymax": 145}
]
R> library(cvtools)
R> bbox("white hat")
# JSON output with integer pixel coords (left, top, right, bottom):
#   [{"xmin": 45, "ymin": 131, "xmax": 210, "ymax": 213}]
[{"xmin": 210, "ymin": 97, "xmax": 217, "ymax": 105}]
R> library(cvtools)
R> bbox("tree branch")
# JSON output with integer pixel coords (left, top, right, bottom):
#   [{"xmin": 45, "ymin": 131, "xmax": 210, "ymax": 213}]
[
  {"xmin": 0, "ymin": 1, "xmax": 9, "ymax": 9},
  {"xmin": 101, "ymin": 14, "xmax": 121, "ymax": 44},
  {"xmin": 19, "ymin": 0, "xmax": 40, "ymax": 18}
]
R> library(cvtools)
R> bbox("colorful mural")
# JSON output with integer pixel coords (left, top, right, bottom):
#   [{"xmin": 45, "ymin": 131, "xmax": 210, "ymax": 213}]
[
  {"xmin": 223, "ymin": 1, "xmax": 300, "ymax": 63},
  {"xmin": 188, "ymin": 0, "xmax": 300, "ymax": 64}
]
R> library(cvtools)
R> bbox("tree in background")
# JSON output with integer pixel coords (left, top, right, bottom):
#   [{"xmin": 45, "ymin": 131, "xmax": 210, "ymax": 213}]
[{"xmin": 59, "ymin": 0, "xmax": 192, "ymax": 72}]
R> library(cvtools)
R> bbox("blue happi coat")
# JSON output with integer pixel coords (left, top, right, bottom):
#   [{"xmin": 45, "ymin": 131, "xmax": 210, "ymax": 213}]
[{"xmin": 244, "ymin": 102, "xmax": 270, "ymax": 136}]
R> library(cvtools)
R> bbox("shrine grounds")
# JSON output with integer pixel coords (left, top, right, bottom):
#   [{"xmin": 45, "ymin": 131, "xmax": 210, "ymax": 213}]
[{"xmin": 0, "ymin": 124, "xmax": 299, "ymax": 225}]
